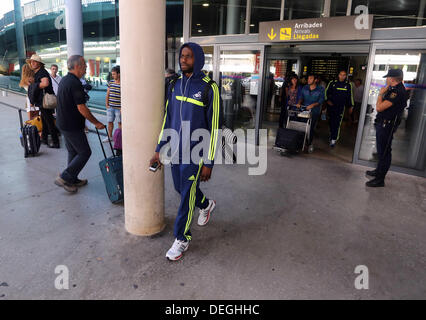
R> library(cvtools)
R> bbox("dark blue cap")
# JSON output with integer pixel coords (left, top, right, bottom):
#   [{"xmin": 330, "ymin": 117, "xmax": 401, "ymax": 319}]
[{"xmin": 383, "ymin": 69, "xmax": 403, "ymax": 78}]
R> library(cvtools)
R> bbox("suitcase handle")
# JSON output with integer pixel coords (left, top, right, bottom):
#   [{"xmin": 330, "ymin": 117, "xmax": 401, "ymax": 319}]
[
  {"xmin": 96, "ymin": 127, "xmax": 116, "ymax": 159},
  {"xmin": 18, "ymin": 109, "xmax": 24, "ymax": 131}
]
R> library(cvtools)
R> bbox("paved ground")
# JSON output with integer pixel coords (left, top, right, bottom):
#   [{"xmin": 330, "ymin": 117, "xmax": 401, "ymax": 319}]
[{"xmin": 0, "ymin": 92, "xmax": 425, "ymax": 300}]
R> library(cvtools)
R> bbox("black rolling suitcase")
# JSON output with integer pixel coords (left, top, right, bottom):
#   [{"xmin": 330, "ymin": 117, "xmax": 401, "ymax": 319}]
[
  {"xmin": 19, "ymin": 109, "xmax": 40, "ymax": 158},
  {"xmin": 275, "ymin": 127, "xmax": 305, "ymax": 153}
]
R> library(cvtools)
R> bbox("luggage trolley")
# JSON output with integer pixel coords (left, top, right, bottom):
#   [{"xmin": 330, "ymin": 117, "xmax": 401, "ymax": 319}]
[{"xmin": 273, "ymin": 105, "xmax": 312, "ymax": 155}]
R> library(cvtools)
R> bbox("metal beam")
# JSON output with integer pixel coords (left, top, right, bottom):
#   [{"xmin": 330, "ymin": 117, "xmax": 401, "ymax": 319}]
[
  {"xmin": 280, "ymin": 0, "xmax": 285, "ymax": 20},
  {"xmin": 347, "ymin": 0, "xmax": 353, "ymax": 16},
  {"xmin": 245, "ymin": 0, "xmax": 252, "ymax": 34},
  {"xmin": 183, "ymin": 0, "xmax": 191, "ymax": 42}
]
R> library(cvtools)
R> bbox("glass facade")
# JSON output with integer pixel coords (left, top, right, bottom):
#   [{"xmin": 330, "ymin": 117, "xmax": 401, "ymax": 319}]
[
  {"xmin": 351, "ymin": 0, "xmax": 426, "ymax": 28},
  {"xmin": 250, "ymin": 0, "xmax": 281, "ymax": 33},
  {"xmin": 330, "ymin": 0, "xmax": 348, "ymax": 16},
  {"xmin": 359, "ymin": 49, "xmax": 426, "ymax": 172},
  {"xmin": 202, "ymin": 46, "xmax": 214, "ymax": 74},
  {"xmin": 283, "ymin": 0, "xmax": 324, "ymax": 20},
  {"xmin": 191, "ymin": 0, "xmax": 247, "ymax": 36},
  {"xmin": 189, "ymin": 0, "xmax": 426, "ymax": 38},
  {"xmin": 0, "ymin": 0, "xmax": 183, "ymax": 111}
]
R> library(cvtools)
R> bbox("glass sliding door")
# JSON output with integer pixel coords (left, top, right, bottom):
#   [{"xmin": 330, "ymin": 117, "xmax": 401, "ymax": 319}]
[
  {"xmin": 219, "ymin": 49, "xmax": 262, "ymax": 131},
  {"xmin": 262, "ymin": 58, "xmax": 298, "ymax": 130},
  {"xmin": 357, "ymin": 47, "xmax": 426, "ymax": 175}
]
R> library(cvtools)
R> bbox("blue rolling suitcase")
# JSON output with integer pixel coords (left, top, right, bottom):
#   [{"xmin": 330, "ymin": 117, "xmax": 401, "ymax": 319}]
[{"xmin": 96, "ymin": 128, "xmax": 124, "ymax": 204}]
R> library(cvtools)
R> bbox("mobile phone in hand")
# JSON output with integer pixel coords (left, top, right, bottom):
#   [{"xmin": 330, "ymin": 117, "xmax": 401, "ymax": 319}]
[{"xmin": 149, "ymin": 161, "xmax": 160, "ymax": 172}]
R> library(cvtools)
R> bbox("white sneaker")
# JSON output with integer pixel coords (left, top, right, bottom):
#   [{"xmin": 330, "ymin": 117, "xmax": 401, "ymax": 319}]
[
  {"xmin": 102, "ymin": 137, "xmax": 111, "ymax": 143},
  {"xmin": 330, "ymin": 139, "xmax": 336, "ymax": 148},
  {"xmin": 166, "ymin": 239, "xmax": 189, "ymax": 261},
  {"xmin": 197, "ymin": 200, "xmax": 216, "ymax": 226},
  {"xmin": 308, "ymin": 144, "xmax": 314, "ymax": 153}
]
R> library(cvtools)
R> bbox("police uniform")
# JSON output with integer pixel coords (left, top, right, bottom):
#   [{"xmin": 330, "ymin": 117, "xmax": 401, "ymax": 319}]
[
  {"xmin": 325, "ymin": 79, "xmax": 354, "ymax": 145},
  {"xmin": 366, "ymin": 69, "xmax": 408, "ymax": 187}
]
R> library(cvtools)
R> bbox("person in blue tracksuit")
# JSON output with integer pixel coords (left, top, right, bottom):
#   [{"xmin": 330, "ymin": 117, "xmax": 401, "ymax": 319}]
[
  {"xmin": 150, "ymin": 42, "xmax": 222, "ymax": 261},
  {"xmin": 325, "ymin": 70, "xmax": 354, "ymax": 148}
]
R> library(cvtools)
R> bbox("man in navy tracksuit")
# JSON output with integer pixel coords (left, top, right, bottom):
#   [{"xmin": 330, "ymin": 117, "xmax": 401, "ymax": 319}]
[
  {"xmin": 325, "ymin": 70, "xmax": 354, "ymax": 147},
  {"xmin": 150, "ymin": 42, "xmax": 222, "ymax": 261}
]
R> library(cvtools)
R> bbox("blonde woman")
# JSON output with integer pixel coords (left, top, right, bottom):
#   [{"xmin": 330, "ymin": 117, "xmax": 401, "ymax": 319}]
[{"xmin": 19, "ymin": 64, "xmax": 39, "ymax": 120}]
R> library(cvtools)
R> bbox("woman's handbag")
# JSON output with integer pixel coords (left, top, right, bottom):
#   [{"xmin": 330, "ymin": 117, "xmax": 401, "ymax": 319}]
[{"xmin": 42, "ymin": 90, "xmax": 57, "ymax": 109}]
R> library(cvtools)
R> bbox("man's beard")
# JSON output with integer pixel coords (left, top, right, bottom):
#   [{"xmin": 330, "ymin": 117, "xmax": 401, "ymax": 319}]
[{"xmin": 182, "ymin": 67, "xmax": 194, "ymax": 75}]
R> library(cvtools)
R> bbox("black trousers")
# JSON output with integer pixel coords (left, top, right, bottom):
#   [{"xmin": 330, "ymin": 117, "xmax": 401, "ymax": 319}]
[
  {"xmin": 278, "ymin": 105, "xmax": 288, "ymax": 128},
  {"xmin": 328, "ymin": 104, "xmax": 345, "ymax": 141},
  {"xmin": 60, "ymin": 129, "xmax": 92, "ymax": 184},
  {"xmin": 375, "ymin": 120, "xmax": 396, "ymax": 180},
  {"xmin": 40, "ymin": 107, "xmax": 59, "ymax": 144}
]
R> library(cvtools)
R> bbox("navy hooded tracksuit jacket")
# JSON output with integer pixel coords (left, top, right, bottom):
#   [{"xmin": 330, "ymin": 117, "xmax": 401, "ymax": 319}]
[
  {"xmin": 325, "ymin": 80, "xmax": 354, "ymax": 141},
  {"xmin": 156, "ymin": 42, "xmax": 223, "ymax": 242}
]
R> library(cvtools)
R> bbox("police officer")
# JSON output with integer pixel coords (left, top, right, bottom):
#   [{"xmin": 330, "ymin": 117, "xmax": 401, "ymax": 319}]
[
  {"xmin": 366, "ymin": 69, "xmax": 408, "ymax": 188},
  {"xmin": 325, "ymin": 70, "xmax": 354, "ymax": 147}
]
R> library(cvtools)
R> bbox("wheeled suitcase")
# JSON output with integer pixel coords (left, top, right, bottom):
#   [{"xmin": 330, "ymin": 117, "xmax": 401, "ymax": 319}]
[
  {"xmin": 275, "ymin": 127, "xmax": 305, "ymax": 153},
  {"xmin": 19, "ymin": 109, "xmax": 40, "ymax": 158},
  {"xmin": 96, "ymin": 128, "xmax": 124, "ymax": 204}
]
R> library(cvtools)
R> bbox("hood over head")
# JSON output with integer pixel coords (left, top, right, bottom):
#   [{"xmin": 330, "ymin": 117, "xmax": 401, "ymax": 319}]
[{"xmin": 179, "ymin": 42, "xmax": 205, "ymax": 77}]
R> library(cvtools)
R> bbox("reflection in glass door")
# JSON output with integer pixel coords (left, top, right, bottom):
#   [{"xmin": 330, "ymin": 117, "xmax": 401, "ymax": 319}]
[
  {"xmin": 219, "ymin": 50, "xmax": 261, "ymax": 131},
  {"xmin": 358, "ymin": 49, "xmax": 426, "ymax": 174},
  {"xmin": 262, "ymin": 59, "xmax": 298, "ymax": 130}
]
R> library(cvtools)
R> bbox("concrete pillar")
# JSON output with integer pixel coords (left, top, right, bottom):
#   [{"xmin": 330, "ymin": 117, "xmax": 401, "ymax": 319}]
[
  {"xmin": 13, "ymin": 0, "xmax": 26, "ymax": 71},
  {"xmin": 65, "ymin": 0, "xmax": 84, "ymax": 57},
  {"xmin": 119, "ymin": 0, "xmax": 166, "ymax": 236}
]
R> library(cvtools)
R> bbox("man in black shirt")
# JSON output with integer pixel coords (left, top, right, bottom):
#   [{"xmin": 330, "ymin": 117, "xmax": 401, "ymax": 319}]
[
  {"xmin": 27, "ymin": 54, "xmax": 59, "ymax": 148},
  {"xmin": 366, "ymin": 69, "xmax": 408, "ymax": 187},
  {"xmin": 55, "ymin": 55, "xmax": 105, "ymax": 193}
]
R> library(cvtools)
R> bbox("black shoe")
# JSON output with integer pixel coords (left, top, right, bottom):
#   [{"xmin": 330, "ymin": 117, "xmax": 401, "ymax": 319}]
[
  {"xmin": 49, "ymin": 143, "xmax": 60, "ymax": 149},
  {"xmin": 366, "ymin": 169, "xmax": 377, "ymax": 177},
  {"xmin": 366, "ymin": 178, "xmax": 385, "ymax": 188}
]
